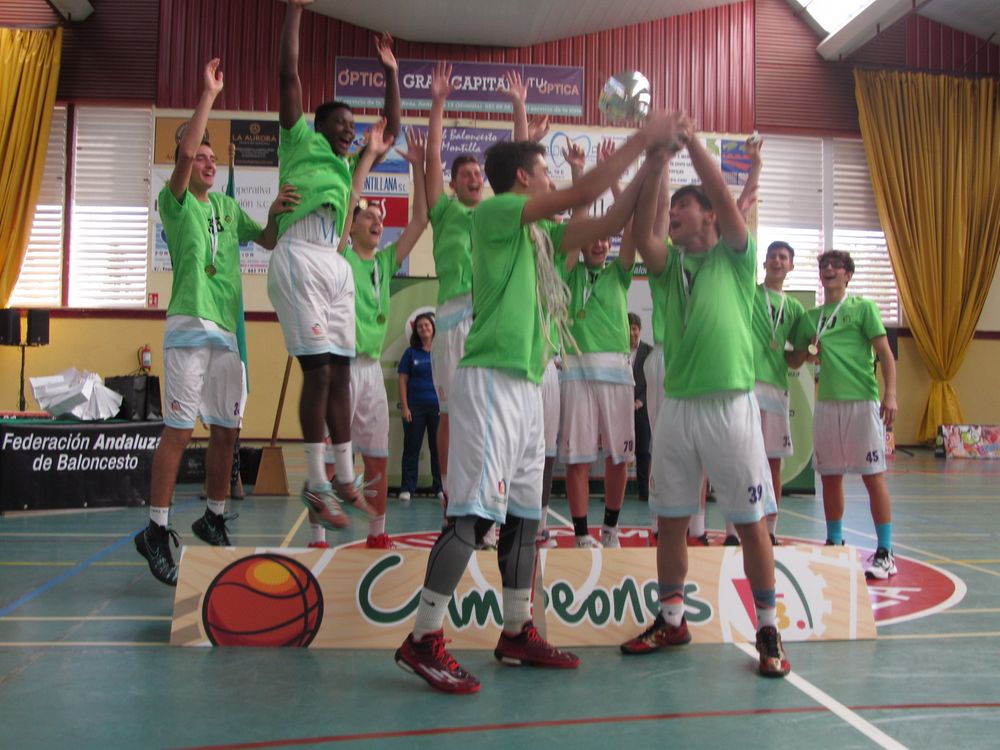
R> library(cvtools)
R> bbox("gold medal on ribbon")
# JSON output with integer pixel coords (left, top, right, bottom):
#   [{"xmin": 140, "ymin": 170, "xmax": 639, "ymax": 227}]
[
  {"xmin": 769, "ymin": 340, "xmax": 780, "ymax": 350},
  {"xmin": 376, "ymin": 313, "xmax": 386, "ymax": 324},
  {"xmin": 576, "ymin": 309, "xmax": 587, "ymax": 320},
  {"xmin": 205, "ymin": 264, "xmax": 217, "ymax": 277},
  {"xmin": 807, "ymin": 344, "xmax": 818, "ymax": 356}
]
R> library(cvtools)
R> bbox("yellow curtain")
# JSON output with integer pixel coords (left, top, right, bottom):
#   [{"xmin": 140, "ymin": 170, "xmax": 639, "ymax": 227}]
[
  {"xmin": 0, "ymin": 26, "xmax": 63, "ymax": 307},
  {"xmin": 855, "ymin": 69, "xmax": 1000, "ymax": 442}
]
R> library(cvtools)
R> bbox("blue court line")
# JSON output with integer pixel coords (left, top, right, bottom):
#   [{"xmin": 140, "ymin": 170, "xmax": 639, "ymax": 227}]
[{"xmin": 0, "ymin": 501, "xmax": 195, "ymax": 619}]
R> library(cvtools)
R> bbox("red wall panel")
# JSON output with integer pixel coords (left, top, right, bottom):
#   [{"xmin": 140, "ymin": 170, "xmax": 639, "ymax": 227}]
[
  {"xmin": 57, "ymin": 0, "xmax": 159, "ymax": 100},
  {"xmin": 157, "ymin": 0, "xmax": 755, "ymax": 133},
  {"xmin": 0, "ymin": 0, "xmax": 60, "ymax": 27},
  {"xmin": 905, "ymin": 15, "xmax": 1000, "ymax": 76}
]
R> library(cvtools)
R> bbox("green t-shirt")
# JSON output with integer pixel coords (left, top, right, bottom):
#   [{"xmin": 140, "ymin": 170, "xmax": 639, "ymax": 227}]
[
  {"xmin": 649, "ymin": 265, "xmax": 667, "ymax": 346},
  {"xmin": 345, "ymin": 244, "xmax": 399, "ymax": 358},
  {"xmin": 752, "ymin": 284, "xmax": 807, "ymax": 389},
  {"xmin": 564, "ymin": 260, "xmax": 632, "ymax": 354},
  {"xmin": 277, "ymin": 115, "xmax": 360, "ymax": 239},
  {"xmin": 657, "ymin": 234, "xmax": 757, "ymax": 398},
  {"xmin": 429, "ymin": 193, "xmax": 474, "ymax": 304},
  {"xmin": 159, "ymin": 186, "xmax": 260, "ymax": 332},
  {"xmin": 792, "ymin": 296, "xmax": 886, "ymax": 401},
  {"xmin": 461, "ymin": 192, "xmax": 566, "ymax": 383}
]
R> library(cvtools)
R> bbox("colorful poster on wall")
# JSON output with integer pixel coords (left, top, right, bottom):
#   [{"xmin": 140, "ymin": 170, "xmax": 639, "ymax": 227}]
[
  {"xmin": 939, "ymin": 425, "xmax": 1000, "ymax": 459},
  {"xmin": 336, "ymin": 59, "xmax": 584, "ymax": 116}
]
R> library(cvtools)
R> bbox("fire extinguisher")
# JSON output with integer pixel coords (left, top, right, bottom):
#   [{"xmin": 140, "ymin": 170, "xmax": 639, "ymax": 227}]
[{"xmin": 138, "ymin": 344, "xmax": 153, "ymax": 372}]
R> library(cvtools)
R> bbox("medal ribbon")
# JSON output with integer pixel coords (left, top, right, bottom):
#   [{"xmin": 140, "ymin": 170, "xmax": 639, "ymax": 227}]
[
  {"xmin": 763, "ymin": 284, "xmax": 786, "ymax": 347},
  {"xmin": 816, "ymin": 297, "xmax": 847, "ymax": 343},
  {"xmin": 206, "ymin": 197, "xmax": 220, "ymax": 273}
]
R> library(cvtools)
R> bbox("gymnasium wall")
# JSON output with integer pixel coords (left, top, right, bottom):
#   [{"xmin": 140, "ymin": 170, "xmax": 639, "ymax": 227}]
[{"xmin": 4, "ymin": 0, "xmax": 1000, "ymax": 442}]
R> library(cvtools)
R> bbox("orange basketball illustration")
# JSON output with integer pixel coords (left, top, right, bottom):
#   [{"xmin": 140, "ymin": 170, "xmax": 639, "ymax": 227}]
[{"xmin": 202, "ymin": 554, "xmax": 323, "ymax": 647}]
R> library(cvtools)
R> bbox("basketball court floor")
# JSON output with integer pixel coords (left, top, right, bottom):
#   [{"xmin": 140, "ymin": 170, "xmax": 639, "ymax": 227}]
[{"xmin": 1, "ymin": 447, "xmax": 997, "ymax": 749}]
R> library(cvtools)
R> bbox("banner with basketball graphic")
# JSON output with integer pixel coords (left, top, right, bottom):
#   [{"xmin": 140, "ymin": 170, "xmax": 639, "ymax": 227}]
[{"xmin": 170, "ymin": 545, "xmax": 876, "ymax": 649}]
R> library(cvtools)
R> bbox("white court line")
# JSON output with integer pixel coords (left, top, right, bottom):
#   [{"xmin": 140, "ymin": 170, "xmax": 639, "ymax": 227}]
[
  {"xmin": 734, "ymin": 642, "xmax": 908, "ymax": 749},
  {"xmin": 280, "ymin": 509, "xmax": 309, "ymax": 547}
]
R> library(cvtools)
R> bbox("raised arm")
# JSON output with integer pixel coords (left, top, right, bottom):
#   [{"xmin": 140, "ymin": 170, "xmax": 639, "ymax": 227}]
[
  {"xmin": 631, "ymin": 149, "xmax": 672, "ymax": 276},
  {"xmin": 687, "ymin": 131, "xmax": 747, "ymax": 252},
  {"xmin": 395, "ymin": 128, "xmax": 430, "ymax": 265},
  {"xmin": 279, "ymin": 0, "xmax": 312, "ymax": 130},
  {"xmin": 337, "ymin": 118, "xmax": 394, "ymax": 253},
  {"xmin": 521, "ymin": 110, "xmax": 687, "ymax": 226},
  {"xmin": 425, "ymin": 61, "xmax": 452, "ymax": 210},
  {"xmin": 504, "ymin": 69, "xmax": 529, "ymax": 141},
  {"xmin": 736, "ymin": 136, "xmax": 763, "ymax": 222},
  {"xmin": 561, "ymin": 157, "xmax": 653, "ymax": 258},
  {"xmin": 170, "ymin": 59, "xmax": 224, "ymax": 201},
  {"xmin": 373, "ymin": 32, "xmax": 401, "ymax": 145}
]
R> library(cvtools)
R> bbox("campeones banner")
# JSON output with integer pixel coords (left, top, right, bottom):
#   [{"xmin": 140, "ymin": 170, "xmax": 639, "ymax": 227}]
[
  {"xmin": 170, "ymin": 545, "xmax": 876, "ymax": 649},
  {"xmin": 336, "ymin": 58, "xmax": 584, "ymax": 116}
]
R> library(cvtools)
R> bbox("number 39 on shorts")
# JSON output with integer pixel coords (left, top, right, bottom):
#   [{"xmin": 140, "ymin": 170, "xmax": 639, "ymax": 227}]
[{"xmin": 747, "ymin": 484, "xmax": 764, "ymax": 504}]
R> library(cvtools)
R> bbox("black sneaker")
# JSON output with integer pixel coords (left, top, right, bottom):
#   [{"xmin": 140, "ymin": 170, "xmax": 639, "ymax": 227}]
[
  {"xmin": 191, "ymin": 511, "xmax": 237, "ymax": 546},
  {"xmin": 865, "ymin": 547, "xmax": 897, "ymax": 579},
  {"xmin": 135, "ymin": 521, "xmax": 181, "ymax": 586},
  {"xmin": 723, "ymin": 534, "xmax": 741, "ymax": 546},
  {"xmin": 824, "ymin": 539, "xmax": 845, "ymax": 546}
]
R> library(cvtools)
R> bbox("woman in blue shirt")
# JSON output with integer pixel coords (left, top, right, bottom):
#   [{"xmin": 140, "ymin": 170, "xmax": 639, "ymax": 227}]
[{"xmin": 397, "ymin": 312, "xmax": 442, "ymax": 501}]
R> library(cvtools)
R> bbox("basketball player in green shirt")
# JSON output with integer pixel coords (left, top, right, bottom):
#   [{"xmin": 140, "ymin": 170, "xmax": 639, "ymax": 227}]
[
  {"xmin": 269, "ymin": 0, "xmax": 400, "ymax": 532},
  {"xmin": 395, "ymin": 113, "xmax": 689, "ymax": 694},
  {"xmin": 625, "ymin": 126, "xmax": 790, "ymax": 678},
  {"xmin": 136, "ymin": 59, "xmax": 295, "ymax": 586},
  {"xmin": 425, "ymin": 63, "xmax": 546, "ymax": 523},
  {"xmin": 790, "ymin": 250, "xmax": 898, "ymax": 579}
]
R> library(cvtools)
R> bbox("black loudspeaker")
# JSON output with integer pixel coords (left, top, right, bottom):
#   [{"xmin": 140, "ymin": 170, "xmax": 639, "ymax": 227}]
[
  {"xmin": 27, "ymin": 309, "xmax": 49, "ymax": 345},
  {"xmin": 0, "ymin": 309, "xmax": 21, "ymax": 346}
]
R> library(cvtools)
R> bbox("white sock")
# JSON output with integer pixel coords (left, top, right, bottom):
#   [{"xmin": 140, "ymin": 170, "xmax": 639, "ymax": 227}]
[
  {"xmin": 332, "ymin": 442, "xmax": 354, "ymax": 483},
  {"xmin": 413, "ymin": 587, "xmax": 451, "ymax": 640},
  {"xmin": 304, "ymin": 443, "xmax": 327, "ymax": 488},
  {"xmin": 368, "ymin": 514, "xmax": 386, "ymax": 537},
  {"xmin": 206, "ymin": 499, "xmax": 226, "ymax": 516},
  {"xmin": 688, "ymin": 509, "xmax": 706, "ymax": 537},
  {"xmin": 149, "ymin": 506, "xmax": 170, "ymax": 527},
  {"xmin": 502, "ymin": 588, "xmax": 533, "ymax": 634},
  {"xmin": 766, "ymin": 514, "xmax": 778, "ymax": 535},
  {"xmin": 310, "ymin": 523, "xmax": 326, "ymax": 544}
]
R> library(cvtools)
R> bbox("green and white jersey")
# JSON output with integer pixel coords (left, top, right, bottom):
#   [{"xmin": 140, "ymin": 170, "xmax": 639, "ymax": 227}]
[
  {"xmin": 564, "ymin": 259, "xmax": 632, "ymax": 355},
  {"xmin": 159, "ymin": 186, "xmax": 259, "ymax": 338},
  {"xmin": 277, "ymin": 115, "xmax": 360, "ymax": 239},
  {"xmin": 657, "ymin": 233, "xmax": 758, "ymax": 398},
  {"xmin": 793, "ymin": 296, "xmax": 886, "ymax": 401},
  {"xmin": 752, "ymin": 284, "xmax": 807, "ymax": 389},
  {"xmin": 649, "ymin": 264, "xmax": 668, "ymax": 346},
  {"xmin": 345, "ymin": 244, "xmax": 399, "ymax": 358},
  {"xmin": 460, "ymin": 192, "xmax": 566, "ymax": 384},
  {"xmin": 429, "ymin": 193, "xmax": 474, "ymax": 304}
]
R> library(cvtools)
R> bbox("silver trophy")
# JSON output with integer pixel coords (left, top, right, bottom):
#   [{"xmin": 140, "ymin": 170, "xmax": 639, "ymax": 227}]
[{"xmin": 598, "ymin": 71, "xmax": 651, "ymax": 123}]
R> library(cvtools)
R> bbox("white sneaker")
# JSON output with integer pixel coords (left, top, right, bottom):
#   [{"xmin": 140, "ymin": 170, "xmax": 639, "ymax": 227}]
[
  {"xmin": 600, "ymin": 526, "xmax": 621, "ymax": 548},
  {"xmin": 575, "ymin": 535, "xmax": 603, "ymax": 549},
  {"xmin": 398, "ymin": 491, "xmax": 411, "ymax": 504},
  {"xmin": 865, "ymin": 547, "xmax": 897, "ymax": 579}
]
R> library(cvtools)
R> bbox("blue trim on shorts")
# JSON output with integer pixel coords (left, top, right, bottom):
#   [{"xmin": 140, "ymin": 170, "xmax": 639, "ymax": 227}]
[
  {"xmin": 355, "ymin": 445, "xmax": 389, "ymax": 459},
  {"xmin": 561, "ymin": 452, "xmax": 600, "ymax": 465},
  {"xmin": 164, "ymin": 417, "xmax": 196, "ymax": 430},
  {"xmin": 435, "ymin": 296, "xmax": 473, "ymax": 331},
  {"xmin": 559, "ymin": 367, "xmax": 633, "ymax": 385},
  {"xmin": 649, "ymin": 502, "xmax": 702, "ymax": 519},
  {"xmin": 202, "ymin": 416, "xmax": 240, "ymax": 429}
]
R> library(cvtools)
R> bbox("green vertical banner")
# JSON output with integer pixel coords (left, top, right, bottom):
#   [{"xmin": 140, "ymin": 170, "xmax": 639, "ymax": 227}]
[
  {"xmin": 383, "ymin": 278, "xmax": 440, "ymax": 487},
  {"xmin": 782, "ymin": 290, "xmax": 816, "ymax": 494}
]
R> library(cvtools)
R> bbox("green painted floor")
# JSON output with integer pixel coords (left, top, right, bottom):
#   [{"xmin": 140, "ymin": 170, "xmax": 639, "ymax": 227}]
[{"xmin": 1, "ymin": 448, "xmax": 998, "ymax": 749}]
